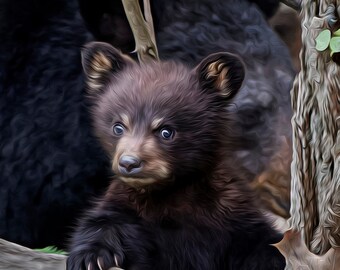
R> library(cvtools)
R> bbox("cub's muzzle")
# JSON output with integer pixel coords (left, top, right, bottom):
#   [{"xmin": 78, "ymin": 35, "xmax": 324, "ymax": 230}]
[{"xmin": 118, "ymin": 155, "xmax": 143, "ymax": 175}]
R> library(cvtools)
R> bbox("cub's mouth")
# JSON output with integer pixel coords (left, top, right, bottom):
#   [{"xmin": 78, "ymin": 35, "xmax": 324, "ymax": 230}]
[{"xmin": 118, "ymin": 176, "xmax": 158, "ymax": 188}]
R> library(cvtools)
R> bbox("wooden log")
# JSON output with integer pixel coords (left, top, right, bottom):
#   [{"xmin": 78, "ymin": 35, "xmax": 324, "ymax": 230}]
[{"xmin": 0, "ymin": 238, "xmax": 66, "ymax": 270}]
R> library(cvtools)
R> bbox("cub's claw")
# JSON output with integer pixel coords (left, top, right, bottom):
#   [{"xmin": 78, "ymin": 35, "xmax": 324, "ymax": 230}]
[
  {"xmin": 67, "ymin": 249, "xmax": 123, "ymax": 270},
  {"xmin": 87, "ymin": 262, "xmax": 93, "ymax": 270},
  {"xmin": 111, "ymin": 254, "xmax": 124, "ymax": 270},
  {"xmin": 97, "ymin": 257, "xmax": 104, "ymax": 270}
]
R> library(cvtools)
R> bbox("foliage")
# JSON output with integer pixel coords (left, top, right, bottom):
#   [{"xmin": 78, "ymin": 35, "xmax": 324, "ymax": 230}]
[
  {"xmin": 315, "ymin": 28, "xmax": 340, "ymax": 56},
  {"xmin": 34, "ymin": 246, "xmax": 67, "ymax": 255}
]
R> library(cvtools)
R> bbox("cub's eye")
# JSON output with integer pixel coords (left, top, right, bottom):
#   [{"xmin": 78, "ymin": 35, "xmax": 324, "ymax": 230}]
[
  {"xmin": 112, "ymin": 123, "xmax": 125, "ymax": 136},
  {"xmin": 160, "ymin": 127, "xmax": 175, "ymax": 140}
]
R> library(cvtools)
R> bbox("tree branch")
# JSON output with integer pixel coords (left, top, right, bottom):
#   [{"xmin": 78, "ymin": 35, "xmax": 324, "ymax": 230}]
[
  {"xmin": 121, "ymin": 0, "xmax": 159, "ymax": 62},
  {"xmin": 143, "ymin": 0, "xmax": 156, "ymax": 47}
]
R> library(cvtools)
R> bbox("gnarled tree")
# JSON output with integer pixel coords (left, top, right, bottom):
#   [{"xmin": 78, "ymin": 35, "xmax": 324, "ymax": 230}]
[
  {"xmin": 290, "ymin": 0, "xmax": 340, "ymax": 253},
  {"xmin": 277, "ymin": 0, "xmax": 340, "ymax": 268}
]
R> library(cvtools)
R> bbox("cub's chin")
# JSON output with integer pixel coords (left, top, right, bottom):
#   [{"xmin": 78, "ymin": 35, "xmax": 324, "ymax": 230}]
[
  {"xmin": 116, "ymin": 174, "xmax": 175, "ymax": 191},
  {"xmin": 119, "ymin": 176, "xmax": 158, "ymax": 188}
]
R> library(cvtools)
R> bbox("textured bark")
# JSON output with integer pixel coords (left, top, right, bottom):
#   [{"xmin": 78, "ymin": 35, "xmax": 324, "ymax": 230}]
[
  {"xmin": 290, "ymin": 0, "xmax": 340, "ymax": 255},
  {"xmin": 275, "ymin": 230, "xmax": 340, "ymax": 269}
]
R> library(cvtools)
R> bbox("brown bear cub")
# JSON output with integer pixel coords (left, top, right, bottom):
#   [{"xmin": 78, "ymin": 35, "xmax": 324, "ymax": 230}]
[{"xmin": 67, "ymin": 42, "xmax": 285, "ymax": 270}]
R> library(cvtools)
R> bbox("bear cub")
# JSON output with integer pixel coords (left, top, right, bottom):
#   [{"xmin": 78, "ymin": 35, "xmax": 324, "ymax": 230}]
[{"xmin": 67, "ymin": 42, "xmax": 285, "ymax": 270}]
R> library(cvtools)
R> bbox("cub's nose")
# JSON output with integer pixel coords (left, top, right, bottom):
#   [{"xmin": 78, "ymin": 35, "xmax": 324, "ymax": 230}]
[{"xmin": 118, "ymin": 155, "xmax": 143, "ymax": 175}]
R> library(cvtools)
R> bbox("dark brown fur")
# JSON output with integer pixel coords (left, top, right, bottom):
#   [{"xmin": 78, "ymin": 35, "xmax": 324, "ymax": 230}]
[{"xmin": 99, "ymin": 161, "xmax": 258, "ymax": 228}]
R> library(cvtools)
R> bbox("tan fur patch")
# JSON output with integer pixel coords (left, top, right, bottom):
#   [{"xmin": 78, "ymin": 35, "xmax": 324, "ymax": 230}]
[
  {"xmin": 87, "ymin": 52, "xmax": 112, "ymax": 90},
  {"xmin": 150, "ymin": 118, "xmax": 164, "ymax": 130},
  {"xmin": 206, "ymin": 61, "xmax": 232, "ymax": 97},
  {"xmin": 112, "ymin": 135, "xmax": 170, "ymax": 187},
  {"xmin": 112, "ymin": 135, "xmax": 142, "ymax": 168},
  {"xmin": 142, "ymin": 137, "xmax": 170, "ymax": 178},
  {"xmin": 119, "ymin": 113, "xmax": 131, "ymax": 130},
  {"xmin": 92, "ymin": 52, "xmax": 112, "ymax": 73}
]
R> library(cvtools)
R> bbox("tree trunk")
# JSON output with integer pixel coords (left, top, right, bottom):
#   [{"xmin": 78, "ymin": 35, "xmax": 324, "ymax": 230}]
[{"xmin": 289, "ymin": 0, "xmax": 340, "ymax": 255}]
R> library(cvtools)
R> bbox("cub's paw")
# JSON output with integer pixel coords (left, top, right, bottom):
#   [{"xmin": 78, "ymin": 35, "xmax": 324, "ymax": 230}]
[{"xmin": 67, "ymin": 249, "xmax": 124, "ymax": 270}]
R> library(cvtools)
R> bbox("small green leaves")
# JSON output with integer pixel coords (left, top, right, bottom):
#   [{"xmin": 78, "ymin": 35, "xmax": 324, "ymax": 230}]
[
  {"xmin": 330, "ymin": 29, "xmax": 340, "ymax": 63},
  {"xmin": 330, "ymin": 37, "xmax": 340, "ymax": 56},
  {"xmin": 315, "ymin": 29, "xmax": 331, "ymax": 51},
  {"xmin": 34, "ymin": 246, "xmax": 67, "ymax": 255},
  {"xmin": 315, "ymin": 28, "xmax": 340, "ymax": 63},
  {"xmin": 333, "ymin": 29, "xmax": 340, "ymax": 37}
]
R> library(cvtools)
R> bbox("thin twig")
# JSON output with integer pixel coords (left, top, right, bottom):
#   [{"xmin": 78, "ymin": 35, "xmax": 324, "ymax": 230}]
[
  {"xmin": 143, "ymin": 0, "xmax": 156, "ymax": 45},
  {"xmin": 121, "ymin": 0, "xmax": 159, "ymax": 62}
]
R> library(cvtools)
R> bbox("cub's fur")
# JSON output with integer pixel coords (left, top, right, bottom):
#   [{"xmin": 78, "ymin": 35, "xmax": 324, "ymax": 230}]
[{"xmin": 67, "ymin": 42, "xmax": 285, "ymax": 270}]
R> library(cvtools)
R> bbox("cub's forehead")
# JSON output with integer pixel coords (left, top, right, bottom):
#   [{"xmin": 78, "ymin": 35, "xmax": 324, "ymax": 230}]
[
  {"xmin": 96, "ymin": 61, "xmax": 205, "ymax": 123},
  {"xmin": 108, "ymin": 61, "xmax": 196, "ymax": 98}
]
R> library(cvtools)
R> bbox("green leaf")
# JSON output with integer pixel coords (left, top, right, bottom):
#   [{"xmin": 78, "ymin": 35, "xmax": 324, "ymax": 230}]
[
  {"xmin": 333, "ymin": 29, "xmax": 340, "ymax": 36},
  {"xmin": 330, "ymin": 37, "xmax": 340, "ymax": 55},
  {"xmin": 315, "ymin": 29, "xmax": 331, "ymax": 51},
  {"xmin": 34, "ymin": 246, "xmax": 67, "ymax": 255}
]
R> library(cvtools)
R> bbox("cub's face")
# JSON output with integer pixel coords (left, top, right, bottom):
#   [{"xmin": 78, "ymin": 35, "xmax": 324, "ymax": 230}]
[{"xmin": 82, "ymin": 42, "xmax": 244, "ymax": 188}]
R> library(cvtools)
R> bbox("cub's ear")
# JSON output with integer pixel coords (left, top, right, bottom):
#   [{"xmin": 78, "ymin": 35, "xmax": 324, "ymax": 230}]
[
  {"xmin": 81, "ymin": 41, "xmax": 135, "ymax": 92},
  {"xmin": 195, "ymin": 52, "xmax": 245, "ymax": 100}
]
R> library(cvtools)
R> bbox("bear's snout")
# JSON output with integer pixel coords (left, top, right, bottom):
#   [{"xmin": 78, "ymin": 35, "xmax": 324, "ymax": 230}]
[{"xmin": 118, "ymin": 155, "xmax": 143, "ymax": 175}]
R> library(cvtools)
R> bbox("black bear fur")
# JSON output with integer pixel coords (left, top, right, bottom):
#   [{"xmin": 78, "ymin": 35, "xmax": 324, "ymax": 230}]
[{"xmin": 0, "ymin": 0, "xmax": 110, "ymax": 248}]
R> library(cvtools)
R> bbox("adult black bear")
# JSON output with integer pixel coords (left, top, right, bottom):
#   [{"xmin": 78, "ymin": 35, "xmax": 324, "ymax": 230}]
[
  {"xmin": 0, "ymin": 0, "xmax": 110, "ymax": 248},
  {"xmin": 67, "ymin": 41, "xmax": 285, "ymax": 270}
]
